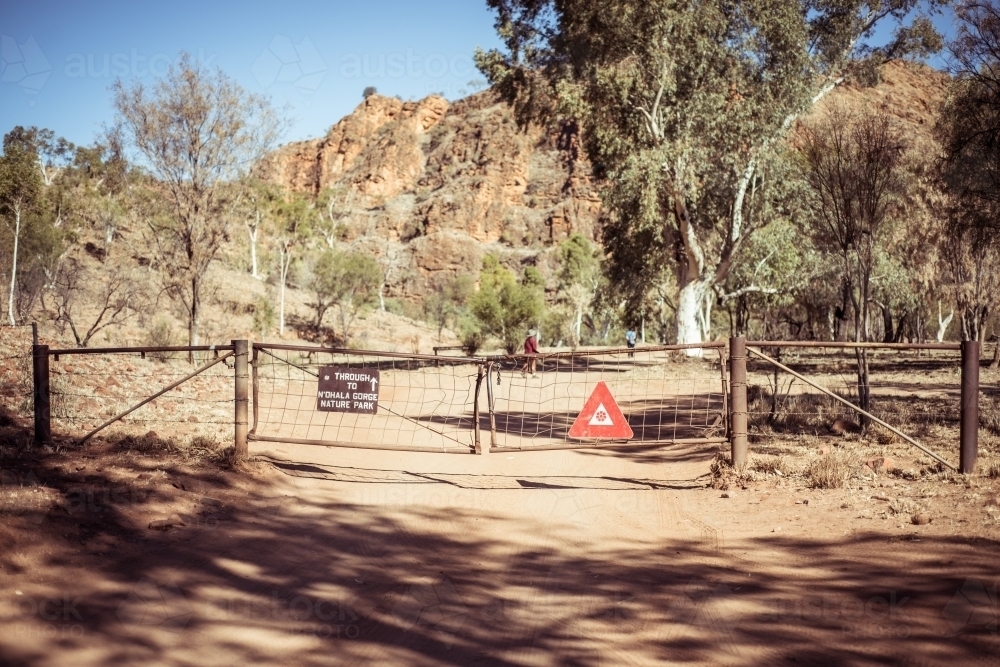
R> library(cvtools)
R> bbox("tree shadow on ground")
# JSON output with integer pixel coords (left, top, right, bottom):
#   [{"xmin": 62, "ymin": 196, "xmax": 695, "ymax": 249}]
[{"xmin": 1, "ymin": 418, "xmax": 998, "ymax": 666}]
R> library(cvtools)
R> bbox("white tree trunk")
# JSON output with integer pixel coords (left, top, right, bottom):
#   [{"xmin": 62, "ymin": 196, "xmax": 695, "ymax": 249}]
[
  {"xmin": 279, "ymin": 251, "xmax": 288, "ymax": 335},
  {"xmin": 937, "ymin": 302, "xmax": 954, "ymax": 343},
  {"xmin": 7, "ymin": 204, "xmax": 22, "ymax": 326},
  {"xmin": 246, "ymin": 213, "xmax": 260, "ymax": 279},
  {"xmin": 676, "ymin": 277, "xmax": 711, "ymax": 356},
  {"xmin": 379, "ymin": 283, "xmax": 386, "ymax": 312}
]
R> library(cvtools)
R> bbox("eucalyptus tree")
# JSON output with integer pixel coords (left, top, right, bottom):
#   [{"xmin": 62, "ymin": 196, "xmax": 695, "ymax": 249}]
[
  {"xmin": 936, "ymin": 0, "xmax": 1000, "ymax": 342},
  {"xmin": 111, "ymin": 52, "xmax": 286, "ymax": 358},
  {"xmin": 0, "ymin": 142, "xmax": 41, "ymax": 325},
  {"xmin": 800, "ymin": 107, "xmax": 907, "ymax": 422},
  {"xmin": 476, "ymin": 0, "xmax": 947, "ymax": 350}
]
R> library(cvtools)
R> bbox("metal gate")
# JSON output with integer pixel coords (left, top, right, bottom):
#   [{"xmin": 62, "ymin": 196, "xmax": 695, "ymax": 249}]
[{"xmin": 247, "ymin": 342, "xmax": 729, "ymax": 455}]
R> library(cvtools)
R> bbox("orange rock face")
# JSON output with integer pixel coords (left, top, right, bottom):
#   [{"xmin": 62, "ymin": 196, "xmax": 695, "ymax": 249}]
[
  {"xmin": 256, "ymin": 91, "xmax": 602, "ymax": 299},
  {"xmin": 257, "ymin": 61, "xmax": 946, "ymax": 300}
]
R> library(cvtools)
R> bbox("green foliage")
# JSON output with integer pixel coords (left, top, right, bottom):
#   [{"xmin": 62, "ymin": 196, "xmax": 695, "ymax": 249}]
[
  {"xmin": 424, "ymin": 274, "xmax": 475, "ymax": 340},
  {"xmin": 1, "ymin": 132, "xmax": 68, "ymax": 324},
  {"xmin": 252, "ymin": 295, "xmax": 277, "ymax": 339},
  {"xmin": 458, "ymin": 315, "xmax": 487, "ymax": 356},
  {"xmin": 470, "ymin": 255, "xmax": 544, "ymax": 353},
  {"xmin": 719, "ymin": 216, "xmax": 811, "ymax": 337},
  {"xmin": 557, "ymin": 233, "xmax": 599, "ymax": 287},
  {"xmin": 307, "ymin": 249, "xmax": 381, "ymax": 344},
  {"xmin": 555, "ymin": 233, "xmax": 601, "ymax": 345},
  {"xmin": 477, "ymin": 0, "xmax": 947, "ymax": 344}
]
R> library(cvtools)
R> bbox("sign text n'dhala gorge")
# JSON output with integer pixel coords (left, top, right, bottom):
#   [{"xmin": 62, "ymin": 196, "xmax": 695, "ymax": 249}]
[{"xmin": 317, "ymin": 367, "xmax": 380, "ymax": 414}]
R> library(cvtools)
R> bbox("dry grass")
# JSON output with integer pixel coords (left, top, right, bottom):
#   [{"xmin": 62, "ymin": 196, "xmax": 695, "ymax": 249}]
[
  {"xmin": 709, "ymin": 451, "xmax": 755, "ymax": 490},
  {"xmin": 807, "ymin": 450, "xmax": 861, "ymax": 489},
  {"xmin": 888, "ymin": 497, "xmax": 919, "ymax": 516},
  {"xmin": 105, "ymin": 431, "xmax": 226, "ymax": 462},
  {"xmin": 750, "ymin": 454, "xmax": 793, "ymax": 476}
]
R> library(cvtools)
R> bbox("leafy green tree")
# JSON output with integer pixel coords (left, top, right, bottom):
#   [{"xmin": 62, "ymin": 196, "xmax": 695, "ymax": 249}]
[
  {"xmin": 718, "ymin": 217, "xmax": 809, "ymax": 338},
  {"xmin": 476, "ymin": 0, "xmax": 947, "ymax": 350},
  {"xmin": 238, "ymin": 179, "xmax": 283, "ymax": 280},
  {"xmin": 272, "ymin": 192, "xmax": 312, "ymax": 334},
  {"xmin": 307, "ymin": 249, "xmax": 381, "ymax": 345},
  {"xmin": 424, "ymin": 274, "xmax": 475, "ymax": 341},
  {"xmin": 800, "ymin": 106, "xmax": 907, "ymax": 423},
  {"xmin": 556, "ymin": 233, "xmax": 600, "ymax": 346},
  {"xmin": 0, "ymin": 141, "xmax": 42, "ymax": 325},
  {"xmin": 936, "ymin": 0, "xmax": 1000, "ymax": 343},
  {"xmin": 470, "ymin": 255, "xmax": 544, "ymax": 353}
]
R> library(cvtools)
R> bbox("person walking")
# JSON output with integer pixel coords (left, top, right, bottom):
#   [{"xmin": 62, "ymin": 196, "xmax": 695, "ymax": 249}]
[
  {"xmin": 521, "ymin": 328, "xmax": 539, "ymax": 377},
  {"xmin": 625, "ymin": 328, "xmax": 637, "ymax": 358}
]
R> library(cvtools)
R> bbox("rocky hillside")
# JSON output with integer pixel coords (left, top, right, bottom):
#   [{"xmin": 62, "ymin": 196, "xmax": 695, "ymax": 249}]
[
  {"xmin": 257, "ymin": 60, "xmax": 948, "ymax": 300},
  {"xmin": 255, "ymin": 91, "xmax": 601, "ymax": 299}
]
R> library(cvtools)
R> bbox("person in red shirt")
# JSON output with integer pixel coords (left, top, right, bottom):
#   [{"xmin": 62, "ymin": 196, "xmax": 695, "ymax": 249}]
[{"xmin": 521, "ymin": 328, "xmax": 539, "ymax": 377}]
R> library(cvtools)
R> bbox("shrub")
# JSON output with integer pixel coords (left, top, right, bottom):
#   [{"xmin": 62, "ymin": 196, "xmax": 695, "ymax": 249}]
[
  {"xmin": 143, "ymin": 317, "xmax": 176, "ymax": 361},
  {"xmin": 807, "ymin": 450, "xmax": 860, "ymax": 489},
  {"xmin": 751, "ymin": 454, "xmax": 792, "ymax": 476}
]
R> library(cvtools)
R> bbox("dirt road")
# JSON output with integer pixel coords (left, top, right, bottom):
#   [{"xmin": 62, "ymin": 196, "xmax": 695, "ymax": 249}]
[{"xmin": 1, "ymin": 435, "xmax": 998, "ymax": 666}]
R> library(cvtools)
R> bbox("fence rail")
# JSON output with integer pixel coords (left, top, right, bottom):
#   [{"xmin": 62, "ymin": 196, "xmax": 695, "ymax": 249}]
[
  {"xmin": 747, "ymin": 341, "xmax": 962, "ymax": 351},
  {"xmin": 6, "ymin": 333, "xmax": 982, "ymax": 473},
  {"xmin": 735, "ymin": 338, "xmax": 976, "ymax": 472}
]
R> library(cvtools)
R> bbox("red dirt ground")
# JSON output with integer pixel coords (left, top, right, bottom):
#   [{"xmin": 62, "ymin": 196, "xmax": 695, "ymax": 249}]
[{"xmin": 0, "ymin": 423, "xmax": 998, "ymax": 666}]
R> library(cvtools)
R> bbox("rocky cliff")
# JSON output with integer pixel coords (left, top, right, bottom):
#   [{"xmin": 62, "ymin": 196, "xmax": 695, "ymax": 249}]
[
  {"xmin": 257, "ymin": 60, "xmax": 947, "ymax": 299},
  {"xmin": 256, "ymin": 91, "xmax": 601, "ymax": 299}
]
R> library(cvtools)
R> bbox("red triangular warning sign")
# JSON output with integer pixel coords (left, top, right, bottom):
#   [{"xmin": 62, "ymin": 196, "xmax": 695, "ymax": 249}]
[{"xmin": 568, "ymin": 381, "xmax": 633, "ymax": 439}]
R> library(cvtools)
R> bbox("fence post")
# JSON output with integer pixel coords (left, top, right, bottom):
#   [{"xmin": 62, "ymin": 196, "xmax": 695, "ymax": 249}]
[
  {"xmin": 960, "ymin": 339, "xmax": 980, "ymax": 474},
  {"xmin": 473, "ymin": 364, "xmax": 484, "ymax": 454},
  {"xmin": 729, "ymin": 336, "xmax": 748, "ymax": 468},
  {"xmin": 33, "ymin": 343, "xmax": 50, "ymax": 444},
  {"xmin": 233, "ymin": 339, "xmax": 249, "ymax": 460}
]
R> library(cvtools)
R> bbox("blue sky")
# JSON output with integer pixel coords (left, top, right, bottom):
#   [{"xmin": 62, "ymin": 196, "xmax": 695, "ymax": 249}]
[
  {"xmin": 0, "ymin": 0, "xmax": 955, "ymax": 150},
  {"xmin": 0, "ymin": 0, "xmax": 503, "ymax": 147}
]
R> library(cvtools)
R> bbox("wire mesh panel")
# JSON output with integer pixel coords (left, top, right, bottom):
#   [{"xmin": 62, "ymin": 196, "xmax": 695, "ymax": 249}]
[
  {"xmin": 251, "ymin": 344, "xmax": 481, "ymax": 453},
  {"xmin": 487, "ymin": 345, "xmax": 728, "ymax": 451},
  {"xmin": 49, "ymin": 350, "xmax": 235, "ymax": 441},
  {"xmin": 745, "ymin": 345, "xmax": 962, "ymax": 455}
]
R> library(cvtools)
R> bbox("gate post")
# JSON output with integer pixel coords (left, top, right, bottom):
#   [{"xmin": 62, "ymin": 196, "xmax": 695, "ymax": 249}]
[
  {"xmin": 233, "ymin": 339, "xmax": 249, "ymax": 461},
  {"xmin": 473, "ymin": 364, "xmax": 484, "ymax": 454},
  {"xmin": 33, "ymin": 343, "xmax": 51, "ymax": 444},
  {"xmin": 729, "ymin": 336, "xmax": 748, "ymax": 468},
  {"xmin": 960, "ymin": 339, "xmax": 980, "ymax": 474}
]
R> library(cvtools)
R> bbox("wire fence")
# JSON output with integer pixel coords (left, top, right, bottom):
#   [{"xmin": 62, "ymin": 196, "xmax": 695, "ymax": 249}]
[
  {"xmin": 250, "ymin": 344, "xmax": 482, "ymax": 453},
  {"xmin": 7, "ymin": 331, "xmax": 989, "ymax": 469},
  {"xmin": 0, "ymin": 326, "xmax": 35, "ymax": 420},
  {"xmin": 48, "ymin": 349, "xmax": 235, "ymax": 443},
  {"xmin": 745, "ymin": 345, "xmax": 963, "ymax": 456},
  {"xmin": 485, "ymin": 345, "xmax": 728, "ymax": 452}
]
